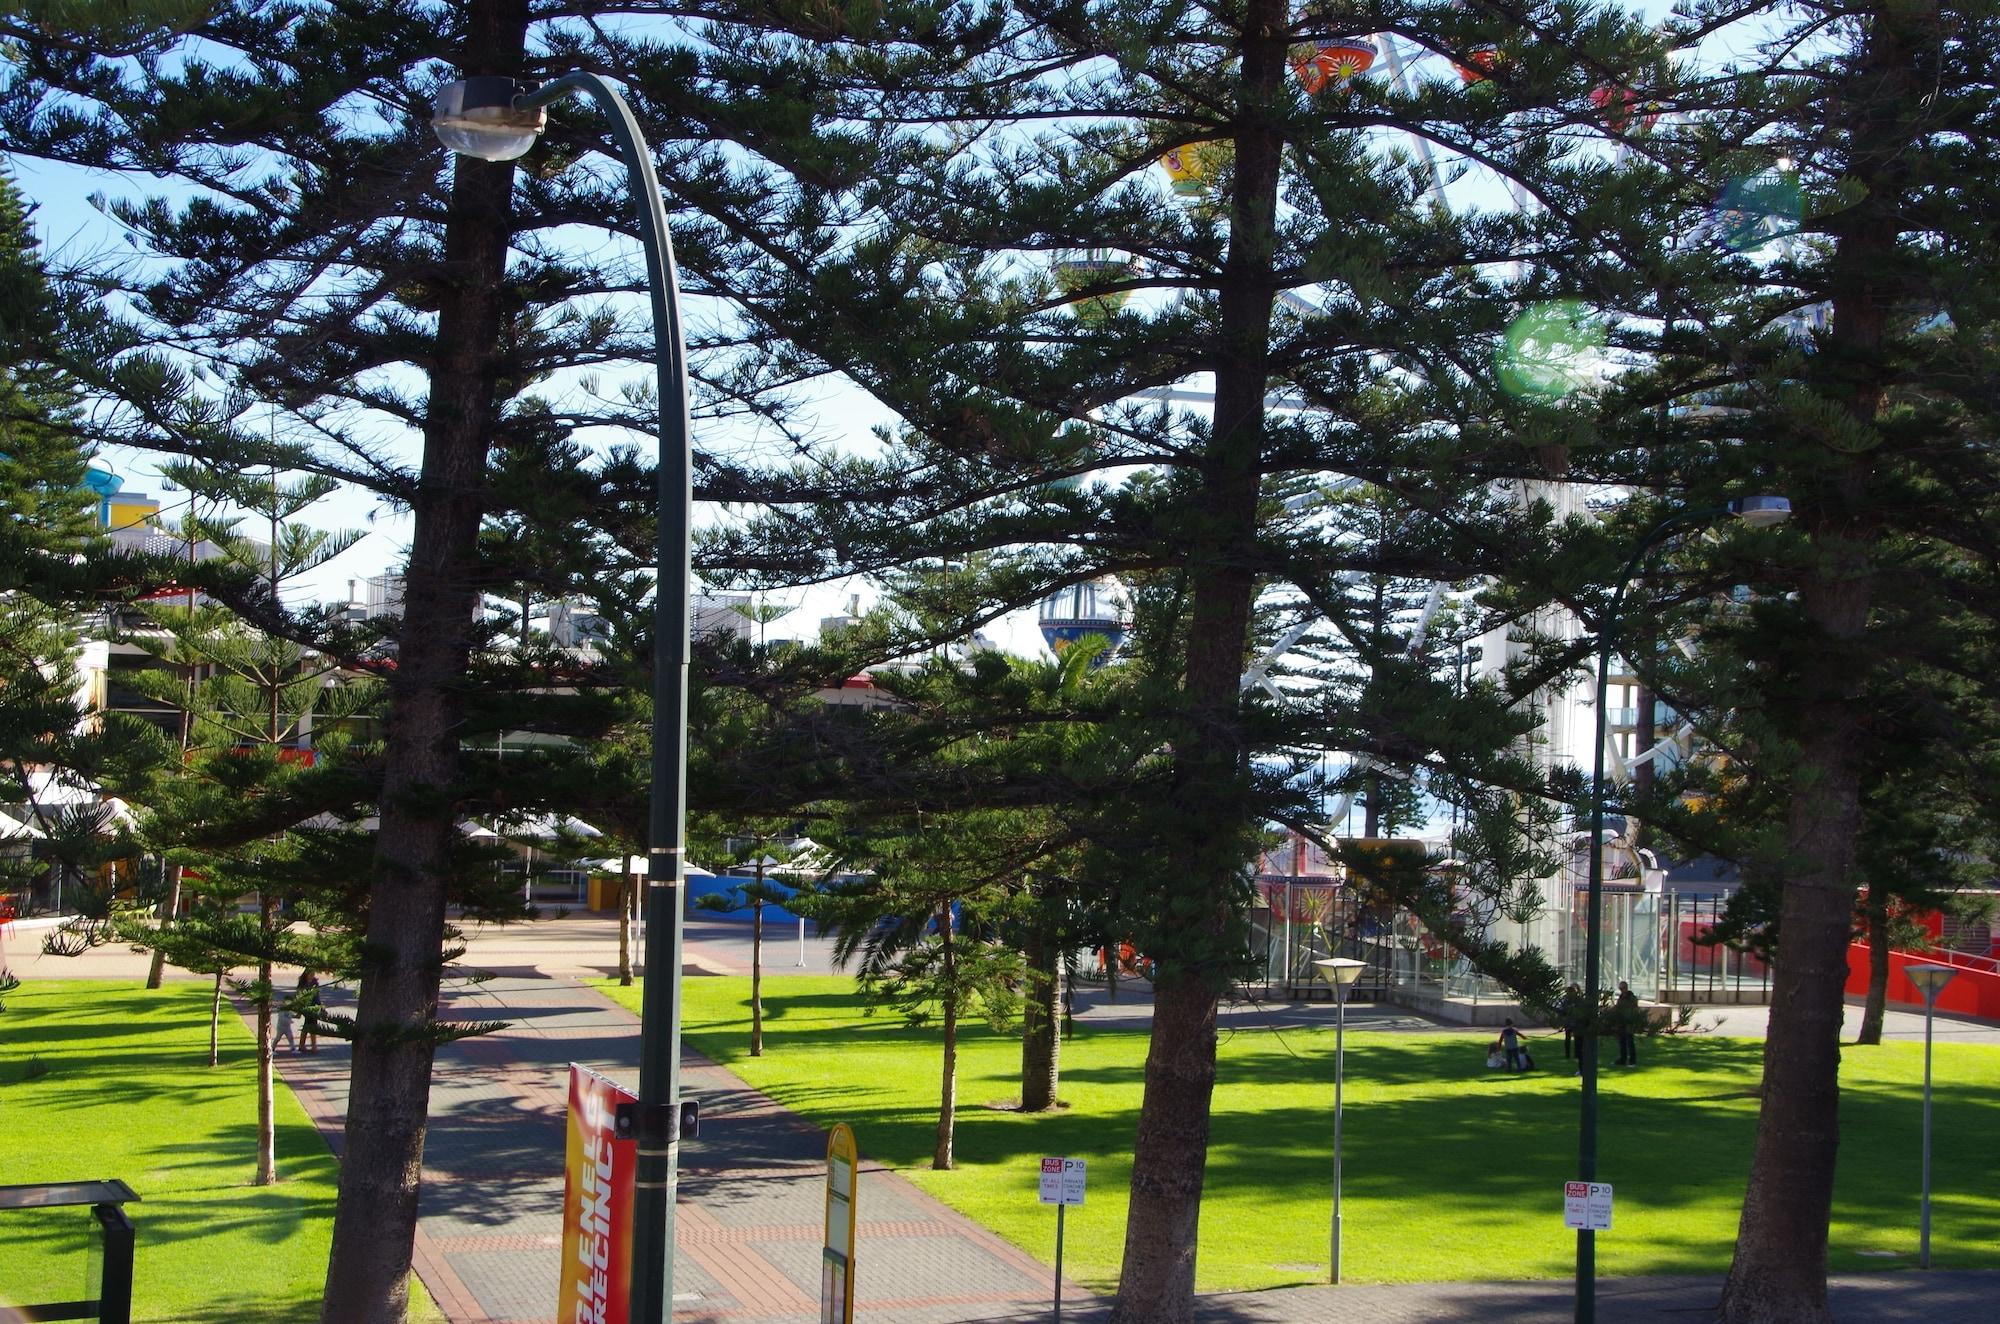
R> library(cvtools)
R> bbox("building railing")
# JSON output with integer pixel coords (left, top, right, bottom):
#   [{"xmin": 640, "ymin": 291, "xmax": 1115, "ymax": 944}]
[{"xmin": 1844, "ymin": 942, "xmax": 2000, "ymax": 1019}]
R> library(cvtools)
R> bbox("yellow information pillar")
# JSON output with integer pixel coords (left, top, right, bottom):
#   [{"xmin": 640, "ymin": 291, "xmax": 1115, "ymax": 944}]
[{"xmin": 821, "ymin": 1124, "xmax": 858, "ymax": 1324}]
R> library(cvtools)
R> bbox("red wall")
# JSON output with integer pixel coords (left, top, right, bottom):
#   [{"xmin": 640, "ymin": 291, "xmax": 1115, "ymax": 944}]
[{"xmin": 1845, "ymin": 944, "xmax": 2000, "ymax": 1020}]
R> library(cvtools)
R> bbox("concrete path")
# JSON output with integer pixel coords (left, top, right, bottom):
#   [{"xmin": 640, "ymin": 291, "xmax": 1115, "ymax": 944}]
[{"xmin": 275, "ymin": 972, "xmax": 1075, "ymax": 1324}]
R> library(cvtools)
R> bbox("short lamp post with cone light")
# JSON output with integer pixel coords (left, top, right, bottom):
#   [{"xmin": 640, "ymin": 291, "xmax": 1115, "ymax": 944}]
[
  {"xmin": 1313, "ymin": 955, "xmax": 1369, "ymax": 1284},
  {"xmin": 1905, "ymin": 963, "xmax": 1957, "ymax": 1269},
  {"xmin": 433, "ymin": 73, "xmax": 693, "ymax": 1324},
  {"xmin": 1574, "ymin": 495, "xmax": 1791, "ymax": 1324}
]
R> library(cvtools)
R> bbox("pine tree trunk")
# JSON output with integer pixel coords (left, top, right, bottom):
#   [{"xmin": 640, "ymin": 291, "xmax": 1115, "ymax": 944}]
[
  {"xmin": 1114, "ymin": 975, "xmax": 1221, "ymax": 1320},
  {"xmin": 1020, "ymin": 918, "xmax": 1060, "ymax": 1111},
  {"xmin": 146, "ymin": 867, "xmax": 179, "ymax": 989},
  {"xmin": 934, "ymin": 903, "xmax": 957, "ymax": 1170},
  {"xmin": 1716, "ymin": 444, "xmax": 1874, "ymax": 1324},
  {"xmin": 319, "ymin": 5, "xmax": 527, "ymax": 1318},
  {"xmin": 617, "ymin": 860, "xmax": 634, "ymax": 986},
  {"xmin": 751, "ymin": 900, "xmax": 764, "ymax": 1057},
  {"xmin": 209, "ymin": 970, "xmax": 222, "ymax": 1067},
  {"xmin": 1856, "ymin": 888, "xmax": 1889, "ymax": 1046},
  {"xmin": 1112, "ymin": 9, "xmax": 1281, "ymax": 1320},
  {"xmin": 256, "ymin": 893, "xmax": 277, "ymax": 1186},
  {"xmin": 1716, "ymin": 749, "xmax": 1864, "ymax": 1322},
  {"xmin": 1717, "ymin": 7, "xmax": 1929, "ymax": 1319}
]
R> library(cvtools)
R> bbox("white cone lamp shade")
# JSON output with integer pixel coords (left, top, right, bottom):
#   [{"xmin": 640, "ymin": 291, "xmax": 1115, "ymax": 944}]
[
  {"xmin": 1313, "ymin": 957, "xmax": 1369, "ymax": 987},
  {"xmin": 432, "ymin": 77, "xmax": 546, "ymax": 161}
]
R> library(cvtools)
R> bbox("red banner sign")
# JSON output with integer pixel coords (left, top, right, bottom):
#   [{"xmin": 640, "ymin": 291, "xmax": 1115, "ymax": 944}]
[{"xmin": 559, "ymin": 1064, "xmax": 637, "ymax": 1324}]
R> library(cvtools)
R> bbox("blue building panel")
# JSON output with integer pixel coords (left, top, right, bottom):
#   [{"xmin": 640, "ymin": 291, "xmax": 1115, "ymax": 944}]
[{"xmin": 685, "ymin": 873, "xmax": 806, "ymax": 924}]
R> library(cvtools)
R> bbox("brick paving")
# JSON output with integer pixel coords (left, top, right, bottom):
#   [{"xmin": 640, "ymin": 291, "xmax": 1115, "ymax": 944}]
[
  {"xmin": 247, "ymin": 923, "xmax": 2000, "ymax": 1324},
  {"xmin": 275, "ymin": 972, "xmax": 1076, "ymax": 1324}
]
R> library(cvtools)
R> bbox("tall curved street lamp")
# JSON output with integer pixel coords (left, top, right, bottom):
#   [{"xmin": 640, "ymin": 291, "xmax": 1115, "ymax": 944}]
[
  {"xmin": 1575, "ymin": 494, "xmax": 1789, "ymax": 1324},
  {"xmin": 435, "ymin": 73, "xmax": 691, "ymax": 1323}
]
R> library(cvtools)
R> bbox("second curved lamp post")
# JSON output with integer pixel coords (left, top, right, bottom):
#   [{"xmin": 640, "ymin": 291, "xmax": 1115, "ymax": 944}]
[{"xmin": 1575, "ymin": 494, "xmax": 1790, "ymax": 1323}]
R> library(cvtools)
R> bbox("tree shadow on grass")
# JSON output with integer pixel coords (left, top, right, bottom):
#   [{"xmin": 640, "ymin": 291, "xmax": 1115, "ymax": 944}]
[
  {"xmin": 137, "ymin": 1125, "xmax": 340, "ymax": 1184},
  {"xmin": 677, "ymin": 986, "xmax": 2000, "ymax": 1281}
]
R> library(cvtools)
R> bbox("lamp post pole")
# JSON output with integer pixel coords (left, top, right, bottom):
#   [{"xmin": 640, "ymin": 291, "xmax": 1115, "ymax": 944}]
[
  {"xmin": 1314, "ymin": 956, "xmax": 1368, "ymax": 1285},
  {"xmin": 1575, "ymin": 498, "xmax": 1788, "ymax": 1324},
  {"xmin": 433, "ymin": 72, "xmax": 691, "ymax": 1324},
  {"xmin": 1906, "ymin": 964, "xmax": 1957, "ymax": 1269}
]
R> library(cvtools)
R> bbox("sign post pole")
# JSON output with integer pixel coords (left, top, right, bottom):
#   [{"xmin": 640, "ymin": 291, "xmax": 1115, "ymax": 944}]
[
  {"xmin": 1053, "ymin": 1203, "xmax": 1065, "ymax": 1322},
  {"xmin": 1039, "ymin": 1157, "xmax": 1085, "ymax": 1323}
]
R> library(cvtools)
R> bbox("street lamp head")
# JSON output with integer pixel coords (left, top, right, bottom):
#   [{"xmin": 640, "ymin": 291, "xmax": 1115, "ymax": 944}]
[
  {"xmin": 432, "ymin": 77, "xmax": 546, "ymax": 161},
  {"xmin": 1313, "ymin": 956, "xmax": 1369, "ymax": 988},
  {"xmin": 1730, "ymin": 494, "xmax": 1792, "ymax": 529},
  {"xmin": 1905, "ymin": 964, "xmax": 1957, "ymax": 1000}
]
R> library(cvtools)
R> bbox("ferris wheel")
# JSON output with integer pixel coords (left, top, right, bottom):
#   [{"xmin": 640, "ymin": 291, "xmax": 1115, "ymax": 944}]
[{"xmin": 1041, "ymin": 22, "xmax": 1691, "ymax": 820}]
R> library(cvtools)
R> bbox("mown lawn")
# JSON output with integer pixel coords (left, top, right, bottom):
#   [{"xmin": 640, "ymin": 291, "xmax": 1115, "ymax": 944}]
[
  {"xmin": 600, "ymin": 975, "xmax": 2000, "ymax": 1293},
  {"xmin": 0, "ymin": 981, "xmax": 442, "ymax": 1323}
]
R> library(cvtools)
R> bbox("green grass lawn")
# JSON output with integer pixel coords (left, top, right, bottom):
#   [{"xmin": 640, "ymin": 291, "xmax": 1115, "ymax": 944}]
[
  {"xmin": 0, "ymin": 981, "xmax": 442, "ymax": 1324},
  {"xmin": 601, "ymin": 975, "xmax": 2000, "ymax": 1292}
]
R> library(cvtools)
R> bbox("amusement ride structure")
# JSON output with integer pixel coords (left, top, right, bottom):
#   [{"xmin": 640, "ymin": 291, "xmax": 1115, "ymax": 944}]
[{"xmin": 1031, "ymin": 19, "xmax": 1752, "ymax": 1006}]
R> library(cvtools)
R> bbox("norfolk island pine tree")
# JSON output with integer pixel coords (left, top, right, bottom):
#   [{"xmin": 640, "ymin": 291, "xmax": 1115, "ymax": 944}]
[
  {"xmin": 106, "ymin": 461, "xmax": 373, "ymax": 1187},
  {"xmin": 0, "ymin": 5, "xmax": 780, "ymax": 1315},
  {"xmin": 1544, "ymin": 4, "xmax": 2000, "ymax": 1317},
  {"xmin": 675, "ymin": 7, "xmax": 1720, "ymax": 1315}
]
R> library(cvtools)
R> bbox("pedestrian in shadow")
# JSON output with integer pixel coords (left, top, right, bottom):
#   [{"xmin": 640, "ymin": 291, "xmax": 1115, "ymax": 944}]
[
  {"xmin": 1614, "ymin": 980, "xmax": 1640, "ymax": 1066},
  {"xmin": 1560, "ymin": 982, "xmax": 1584, "ymax": 1062}
]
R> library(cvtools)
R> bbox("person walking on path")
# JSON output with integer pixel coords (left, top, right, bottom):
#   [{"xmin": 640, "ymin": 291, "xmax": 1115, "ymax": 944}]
[
  {"xmin": 1614, "ymin": 980, "xmax": 1641, "ymax": 1066},
  {"xmin": 295, "ymin": 970, "xmax": 322, "ymax": 1053},
  {"xmin": 274, "ymin": 971, "xmax": 299, "ymax": 1052}
]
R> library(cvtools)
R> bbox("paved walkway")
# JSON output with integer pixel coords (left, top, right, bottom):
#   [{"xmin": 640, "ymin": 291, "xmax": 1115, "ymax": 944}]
[
  {"xmin": 17, "ymin": 911, "xmax": 2000, "ymax": 1321},
  {"xmin": 276, "ymin": 972, "xmax": 1074, "ymax": 1324},
  {"xmin": 960, "ymin": 1271, "xmax": 2000, "ymax": 1323}
]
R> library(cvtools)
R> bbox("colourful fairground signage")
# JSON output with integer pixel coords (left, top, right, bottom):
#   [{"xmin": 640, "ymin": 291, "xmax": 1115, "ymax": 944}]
[{"xmin": 558, "ymin": 1064, "xmax": 637, "ymax": 1324}]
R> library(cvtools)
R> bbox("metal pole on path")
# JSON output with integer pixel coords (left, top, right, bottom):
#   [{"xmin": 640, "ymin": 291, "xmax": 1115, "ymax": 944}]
[
  {"xmin": 798, "ymin": 915, "xmax": 807, "ymax": 967},
  {"xmin": 1905, "ymin": 962, "xmax": 1956, "ymax": 1269},
  {"xmin": 1312, "ymin": 956, "xmax": 1365, "ymax": 1285},
  {"xmin": 1922, "ymin": 993, "xmax": 1935, "ymax": 1268},
  {"xmin": 1572, "ymin": 497, "xmax": 1789, "ymax": 1324},
  {"xmin": 432, "ymin": 71, "xmax": 695, "ymax": 1324},
  {"xmin": 1053, "ymin": 1203, "xmax": 1064, "ymax": 1323},
  {"xmin": 1332, "ymin": 978, "xmax": 1345, "ymax": 1283}
]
